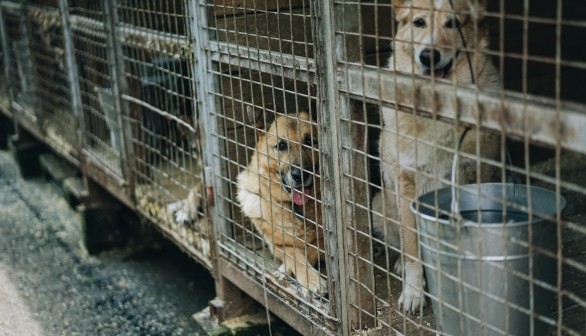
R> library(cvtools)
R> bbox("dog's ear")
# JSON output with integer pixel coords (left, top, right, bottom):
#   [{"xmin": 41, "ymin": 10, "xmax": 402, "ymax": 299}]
[
  {"xmin": 471, "ymin": 0, "xmax": 490, "ymax": 19},
  {"xmin": 392, "ymin": 0, "xmax": 412, "ymax": 21},
  {"xmin": 468, "ymin": 0, "xmax": 490, "ymax": 21},
  {"xmin": 246, "ymin": 104, "xmax": 276, "ymax": 134},
  {"xmin": 392, "ymin": 0, "xmax": 410, "ymax": 8},
  {"xmin": 476, "ymin": 0, "xmax": 490, "ymax": 9}
]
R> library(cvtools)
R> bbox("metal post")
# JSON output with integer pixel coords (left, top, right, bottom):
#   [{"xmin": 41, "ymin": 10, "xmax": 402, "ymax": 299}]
[
  {"xmin": 312, "ymin": 1, "xmax": 348, "ymax": 335},
  {"xmin": 58, "ymin": 0, "xmax": 85, "ymax": 158},
  {"xmin": 188, "ymin": 0, "xmax": 222, "ymax": 276},
  {"xmin": 102, "ymin": 0, "xmax": 133, "ymax": 187},
  {"xmin": 13, "ymin": 1, "xmax": 36, "ymax": 121},
  {"xmin": 188, "ymin": 0, "xmax": 257, "ymax": 322},
  {"xmin": 314, "ymin": 0, "xmax": 376, "ymax": 333}
]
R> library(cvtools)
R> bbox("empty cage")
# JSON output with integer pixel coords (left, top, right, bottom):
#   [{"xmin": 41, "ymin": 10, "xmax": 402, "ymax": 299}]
[
  {"xmin": 117, "ymin": 0, "xmax": 211, "ymax": 267},
  {"xmin": 26, "ymin": 1, "xmax": 78, "ymax": 161},
  {"xmin": 1, "ymin": 2, "xmax": 35, "ymax": 119},
  {"xmin": 69, "ymin": 1, "xmax": 125, "ymax": 177}
]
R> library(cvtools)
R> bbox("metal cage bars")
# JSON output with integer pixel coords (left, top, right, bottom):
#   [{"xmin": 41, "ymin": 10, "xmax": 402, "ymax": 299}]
[{"xmin": 0, "ymin": 1, "xmax": 584, "ymax": 335}]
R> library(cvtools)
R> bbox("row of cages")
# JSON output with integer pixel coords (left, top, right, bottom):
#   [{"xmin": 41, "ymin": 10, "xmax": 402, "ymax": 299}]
[{"xmin": 1, "ymin": 0, "xmax": 585, "ymax": 335}]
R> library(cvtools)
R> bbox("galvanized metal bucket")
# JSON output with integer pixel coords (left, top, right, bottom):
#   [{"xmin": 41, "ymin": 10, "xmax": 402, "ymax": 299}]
[{"xmin": 411, "ymin": 183, "xmax": 566, "ymax": 336}]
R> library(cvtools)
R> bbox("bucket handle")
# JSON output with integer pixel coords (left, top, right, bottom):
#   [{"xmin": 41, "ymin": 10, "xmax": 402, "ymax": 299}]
[{"xmin": 450, "ymin": 128, "xmax": 470, "ymax": 216}]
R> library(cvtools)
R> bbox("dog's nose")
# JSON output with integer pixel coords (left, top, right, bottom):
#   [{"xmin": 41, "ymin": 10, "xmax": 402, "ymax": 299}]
[
  {"xmin": 291, "ymin": 166, "xmax": 312, "ymax": 186},
  {"xmin": 291, "ymin": 167, "xmax": 305, "ymax": 184},
  {"xmin": 419, "ymin": 48, "xmax": 441, "ymax": 67}
]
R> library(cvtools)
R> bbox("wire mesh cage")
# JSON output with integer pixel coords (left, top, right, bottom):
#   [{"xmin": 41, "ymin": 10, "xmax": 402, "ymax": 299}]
[
  {"xmin": 117, "ymin": 0, "xmax": 211, "ymax": 267},
  {"xmin": 26, "ymin": 3, "xmax": 78, "ymax": 161},
  {"xmin": 333, "ymin": 1, "xmax": 586, "ymax": 335},
  {"xmin": 1, "ymin": 0, "xmax": 585, "ymax": 335},
  {"xmin": 204, "ymin": 0, "xmax": 339, "ymax": 329},
  {"xmin": 68, "ymin": 0, "xmax": 126, "ymax": 178},
  {"xmin": 1, "ymin": 2, "xmax": 36, "ymax": 118}
]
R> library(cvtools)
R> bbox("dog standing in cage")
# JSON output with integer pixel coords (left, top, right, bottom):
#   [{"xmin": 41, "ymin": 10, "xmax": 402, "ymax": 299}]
[
  {"xmin": 375, "ymin": 0, "xmax": 500, "ymax": 313},
  {"xmin": 237, "ymin": 106, "xmax": 326, "ymax": 298}
]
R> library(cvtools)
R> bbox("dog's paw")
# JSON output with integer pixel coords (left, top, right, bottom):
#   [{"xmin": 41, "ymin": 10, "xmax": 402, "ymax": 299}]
[
  {"xmin": 397, "ymin": 262, "xmax": 427, "ymax": 314},
  {"xmin": 167, "ymin": 200, "xmax": 182, "ymax": 214},
  {"xmin": 398, "ymin": 286, "xmax": 426, "ymax": 314},
  {"xmin": 305, "ymin": 270, "xmax": 328, "ymax": 298},
  {"xmin": 273, "ymin": 264, "xmax": 288, "ymax": 282},
  {"xmin": 174, "ymin": 209, "xmax": 191, "ymax": 223},
  {"xmin": 300, "ymin": 275, "xmax": 328, "ymax": 299}
]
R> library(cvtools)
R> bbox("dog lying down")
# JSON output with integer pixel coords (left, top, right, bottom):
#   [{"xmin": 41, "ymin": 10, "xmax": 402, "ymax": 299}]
[{"xmin": 237, "ymin": 106, "xmax": 326, "ymax": 298}]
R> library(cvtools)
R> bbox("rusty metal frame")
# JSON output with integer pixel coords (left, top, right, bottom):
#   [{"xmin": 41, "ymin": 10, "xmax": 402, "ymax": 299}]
[
  {"xmin": 101, "ymin": 0, "xmax": 132, "ymax": 183},
  {"xmin": 312, "ymin": 1, "xmax": 348, "ymax": 334},
  {"xmin": 58, "ymin": 0, "xmax": 84, "ymax": 162}
]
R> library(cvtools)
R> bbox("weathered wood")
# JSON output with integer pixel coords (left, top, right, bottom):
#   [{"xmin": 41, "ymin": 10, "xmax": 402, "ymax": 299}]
[
  {"xmin": 209, "ymin": 277, "xmax": 257, "ymax": 324},
  {"xmin": 341, "ymin": 65, "xmax": 586, "ymax": 155},
  {"xmin": 213, "ymin": 0, "xmax": 308, "ymax": 17},
  {"xmin": 343, "ymin": 103, "xmax": 376, "ymax": 330},
  {"xmin": 219, "ymin": 258, "xmax": 338, "ymax": 335},
  {"xmin": 214, "ymin": 7, "xmax": 313, "ymax": 58}
]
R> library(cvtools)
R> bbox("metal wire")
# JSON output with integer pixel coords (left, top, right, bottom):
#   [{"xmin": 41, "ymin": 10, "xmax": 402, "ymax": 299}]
[{"xmin": 0, "ymin": 1, "xmax": 584, "ymax": 335}]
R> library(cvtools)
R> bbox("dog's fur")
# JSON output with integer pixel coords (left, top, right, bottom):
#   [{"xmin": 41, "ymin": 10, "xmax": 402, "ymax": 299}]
[
  {"xmin": 237, "ymin": 108, "xmax": 326, "ymax": 297},
  {"xmin": 377, "ymin": 0, "xmax": 500, "ymax": 313}
]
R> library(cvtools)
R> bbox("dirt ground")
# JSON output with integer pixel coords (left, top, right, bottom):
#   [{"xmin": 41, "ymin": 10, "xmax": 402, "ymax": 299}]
[{"xmin": 0, "ymin": 150, "xmax": 216, "ymax": 335}]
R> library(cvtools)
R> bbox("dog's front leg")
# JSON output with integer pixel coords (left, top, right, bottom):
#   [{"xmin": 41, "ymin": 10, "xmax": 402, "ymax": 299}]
[
  {"xmin": 397, "ymin": 170, "xmax": 427, "ymax": 313},
  {"xmin": 280, "ymin": 246, "xmax": 327, "ymax": 298}
]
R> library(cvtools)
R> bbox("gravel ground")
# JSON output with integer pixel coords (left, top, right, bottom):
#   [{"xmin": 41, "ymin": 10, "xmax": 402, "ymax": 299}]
[{"xmin": 0, "ymin": 150, "xmax": 216, "ymax": 336}]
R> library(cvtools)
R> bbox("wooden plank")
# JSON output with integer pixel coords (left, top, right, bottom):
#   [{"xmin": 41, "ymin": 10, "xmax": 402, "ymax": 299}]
[
  {"xmin": 209, "ymin": 41, "xmax": 316, "ymax": 83},
  {"xmin": 341, "ymin": 65, "xmax": 586, "ymax": 155},
  {"xmin": 213, "ymin": 0, "xmax": 309, "ymax": 17},
  {"xmin": 219, "ymin": 255, "xmax": 338, "ymax": 336},
  {"xmin": 343, "ymin": 102, "xmax": 377, "ymax": 330},
  {"xmin": 213, "ymin": 7, "xmax": 313, "ymax": 58}
]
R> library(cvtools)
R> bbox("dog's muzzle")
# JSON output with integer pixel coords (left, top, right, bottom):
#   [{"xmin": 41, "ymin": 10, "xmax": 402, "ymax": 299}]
[
  {"xmin": 422, "ymin": 59, "xmax": 453, "ymax": 78},
  {"xmin": 419, "ymin": 48, "xmax": 460, "ymax": 79},
  {"xmin": 283, "ymin": 166, "xmax": 314, "ymax": 206}
]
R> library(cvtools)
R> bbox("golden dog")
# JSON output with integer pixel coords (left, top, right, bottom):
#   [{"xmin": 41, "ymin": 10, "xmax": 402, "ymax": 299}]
[
  {"xmin": 377, "ymin": 0, "xmax": 500, "ymax": 313},
  {"xmin": 237, "ymin": 107, "xmax": 326, "ymax": 298}
]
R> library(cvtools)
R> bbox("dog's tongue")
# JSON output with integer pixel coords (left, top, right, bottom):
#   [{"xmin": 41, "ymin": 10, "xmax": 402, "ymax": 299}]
[{"xmin": 292, "ymin": 188, "xmax": 311, "ymax": 206}]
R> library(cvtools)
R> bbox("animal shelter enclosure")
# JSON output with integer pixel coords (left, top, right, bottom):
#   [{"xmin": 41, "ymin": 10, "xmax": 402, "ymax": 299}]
[{"xmin": 0, "ymin": 1, "xmax": 585, "ymax": 335}]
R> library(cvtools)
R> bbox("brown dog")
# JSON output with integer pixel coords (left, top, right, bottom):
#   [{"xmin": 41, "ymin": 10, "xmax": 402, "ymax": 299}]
[
  {"xmin": 376, "ymin": 0, "xmax": 500, "ymax": 313},
  {"xmin": 237, "ymin": 107, "xmax": 326, "ymax": 298}
]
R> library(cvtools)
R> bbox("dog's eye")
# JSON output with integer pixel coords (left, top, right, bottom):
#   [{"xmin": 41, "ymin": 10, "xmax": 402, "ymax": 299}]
[
  {"xmin": 275, "ymin": 140, "xmax": 288, "ymax": 151},
  {"xmin": 303, "ymin": 135, "xmax": 315, "ymax": 148},
  {"xmin": 413, "ymin": 18, "xmax": 426, "ymax": 28},
  {"xmin": 445, "ymin": 18, "xmax": 462, "ymax": 29}
]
